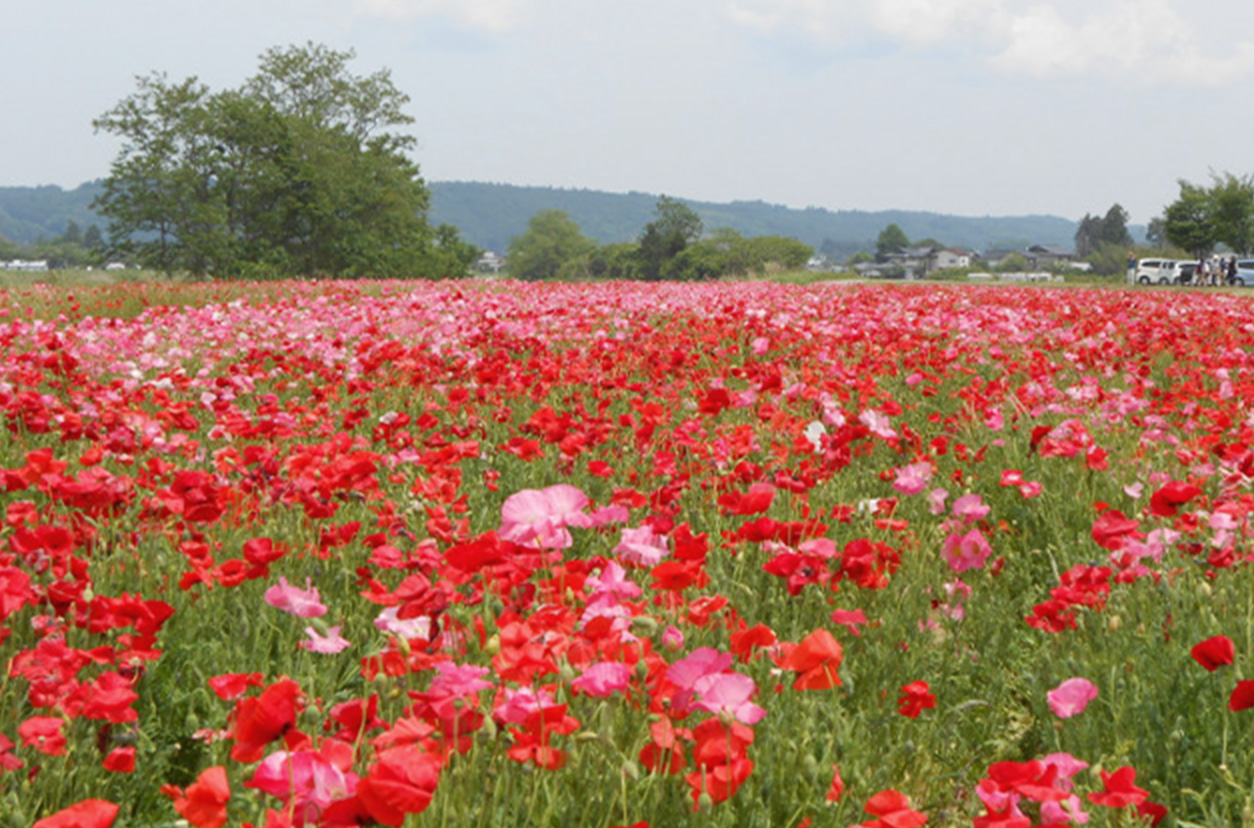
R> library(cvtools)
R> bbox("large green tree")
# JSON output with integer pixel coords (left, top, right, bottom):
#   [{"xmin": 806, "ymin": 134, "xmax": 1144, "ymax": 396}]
[
  {"xmin": 1162, "ymin": 181, "xmax": 1217, "ymax": 259},
  {"xmin": 93, "ymin": 43, "xmax": 464, "ymax": 278},
  {"xmin": 1076, "ymin": 204, "xmax": 1132, "ymax": 258},
  {"xmin": 638, "ymin": 196, "xmax": 703, "ymax": 279},
  {"xmin": 875, "ymin": 223, "xmax": 909, "ymax": 259},
  {"xmin": 507, "ymin": 209, "xmax": 594, "ymax": 281},
  {"xmin": 1208, "ymin": 172, "xmax": 1254, "ymax": 255}
]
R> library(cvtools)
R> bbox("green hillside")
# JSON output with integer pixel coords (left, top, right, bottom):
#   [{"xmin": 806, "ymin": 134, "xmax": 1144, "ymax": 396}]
[
  {"xmin": 427, "ymin": 181, "xmax": 1089, "ymax": 257},
  {"xmin": 0, "ymin": 182, "xmax": 104, "ymax": 245},
  {"xmin": 0, "ymin": 179, "xmax": 1106, "ymax": 258}
]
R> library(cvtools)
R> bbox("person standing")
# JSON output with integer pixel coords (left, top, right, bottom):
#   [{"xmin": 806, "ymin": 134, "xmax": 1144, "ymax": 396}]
[
  {"xmin": 1229, "ymin": 256, "xmax": 1238, "ymax": 286},
  {"xmin": 1126, "ymin": 251, "xmax": 1137, "ymax": 283}
]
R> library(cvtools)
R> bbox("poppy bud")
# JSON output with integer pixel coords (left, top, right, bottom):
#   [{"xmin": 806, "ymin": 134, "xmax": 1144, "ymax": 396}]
[
  {"xmin": 630, "ymin": 615, "xmax": 659, "ymax": 636},
  {"xmin": 622, "ymin": 760, "xmax": 641, "ymax": 782}
]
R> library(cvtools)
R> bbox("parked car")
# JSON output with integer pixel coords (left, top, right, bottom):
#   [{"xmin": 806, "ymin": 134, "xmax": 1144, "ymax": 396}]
[
  {"xmin": 1230, "ymin": 260, "xmax": 1254, "ymax": 286},
  {"xmin": 1131, "ymin": 259, "xmax": 1191, "ymax": 285}
]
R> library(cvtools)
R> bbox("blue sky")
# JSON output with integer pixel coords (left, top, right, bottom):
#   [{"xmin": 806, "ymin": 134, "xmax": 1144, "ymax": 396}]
[{"xmin": 5, "ymin": 0, "xmax": 1254, "ymax": 224}]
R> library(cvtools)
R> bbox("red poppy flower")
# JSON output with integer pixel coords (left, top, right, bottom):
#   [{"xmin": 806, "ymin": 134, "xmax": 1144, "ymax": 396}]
[
  {"xmin": 208, "ymin": 672, "xmax": 265, "ymax": 701},
  {"xmin": 860, "ymin": 789, "xmax": 928, "ymax": 828},
  {"xmin": 781, "ymin": 629, "xmax": 843, "ymax": 690},
  {"xmin": 356, "ymin": 746, "xmax": 442, "ymax": 827},
  {"xmin": 1090, "ymin": 510, "xmax": 1141, "ymax": 552},
  {"xmin": 1191, "ymin": 636, "xmax": 1235, "ymax": 672},
  {"xmin": 164, "ymin": 766, "xmax": 230, "ymax": 828},
  {"xmin": 1149, "ymin": 481, "xmax": 1202, "ymax": 517},
  {"xmin": 685, "ymin": 757, "xmax": 754, "ymax": 808},
  {"xmin": 230, "ymin": 679, "xmax": 302, "ymax": 762},
  {"xmin": 19, "ymin": 716, "xmax": 67, "ymax": 756},
  {"xmin": 897, "ymin": 681, "xmax": 936, "ymax": 719},
  {"xmin": 827, "ymin": 764, "xmax": 845, "ymax": 802},
  {"xmin": 32, "ymin": 799, "xmax": 119, "ymax": 828},
  {"xmin": 102, "ymin": 746, "xmax": 136, "ymax": 773},
  {"xmin": 1229, "ymin": 680, "xmax": 1254, "ymax": 712},
  {"xmin": 1137, "ymin": 799, "xmax": 1169, "ymax": 826},
  {"xmin": 1087, "ymin": 766, "xmax": 1149, "ymax": 808}
]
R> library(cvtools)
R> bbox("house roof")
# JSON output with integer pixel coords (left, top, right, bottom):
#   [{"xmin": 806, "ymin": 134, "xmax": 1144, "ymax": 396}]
[{"xmin": 1027, "ymin": 244, "xmax": 1074, "ymax": 256}]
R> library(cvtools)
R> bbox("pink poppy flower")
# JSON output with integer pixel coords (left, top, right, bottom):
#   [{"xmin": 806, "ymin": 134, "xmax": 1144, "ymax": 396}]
[
  {"xmin": 691, "ymin": 672, "xmax": 767, "ymax": 725},
  {"xmin": 1040, "ymin": 752, "xmax": 1089, "ymax": 788},
  {"xmin": 667, "ymin": 647, "xmax": 734, "ymax": 714},
  {"xmin": 943, "ymin": 528, "xmax": 992, "ymax": 573},
  {"xmin": 264, "ymin": 577, "xmax": 327, "ymax": 619},
  {"xmin": 428, "ymin": 662, "xmax": 493, "ymax": 698},
  {"xmin": 927, "ymin": 488, "xmax": 949, "ymax": 515},
  {"xmin": 246, "ymin": 747, "xmax": 358, "ymax": 825},
  {"xmin": 614, "ymin": 525, "xmax": 669, "ymax": 567},
  {"xmin": 571, "ymin": 662, "xmax": 633, "ymax": 698},
  {"xmin": 951, "ymin": 493, "xmax": 990, "ymax": 522},
  {"xmin": 499, "ymin": 484, "xmax": 592, "ymax": 549},
  {"xmin": 662, "ymin": 625, "xmax": 685, "ymax": 650},
  {"xmin": 892, "ymin": 462, "xmax": 933, "ymax": 496},
  {"xmin": 859, "ymin": 409, "xmax": 898, "ymax": 440},
  {"xmin": 301, "ymin": 626, "xmax": 351, "ymax": 654},
  {"xmin": 1047, "ymin": 678, "xmax": 1098, "ymax": 718},
  {"xmin": 493, "ymin": 686, "xmax": 558, "ymax": 726},
  {"xmin": 585, "ymin": 561, "xmax": 643, "ymax": 601},
  {"xmin": 373, "ymin": 607, "xmax": 431, "ymax": 639},
  {"xmin": 830, "ymin": 608, "xmax": 868, "ymax": 637}
]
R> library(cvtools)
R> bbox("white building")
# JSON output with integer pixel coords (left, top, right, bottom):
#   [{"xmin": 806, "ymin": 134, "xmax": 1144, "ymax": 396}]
[{"xmin": 3, "ymin": 259, "xmax": 49, "ymax": 271}]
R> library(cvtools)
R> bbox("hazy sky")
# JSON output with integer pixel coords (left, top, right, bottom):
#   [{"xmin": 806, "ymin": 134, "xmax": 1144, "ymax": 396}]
[{"xmin": 6, "ymin": 0, "xmax": 1254, "ymax": 223}]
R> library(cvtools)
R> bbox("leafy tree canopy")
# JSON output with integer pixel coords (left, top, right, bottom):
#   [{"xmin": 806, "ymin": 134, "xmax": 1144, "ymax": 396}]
[
  {"xmin": 638, "ymin": 196, "xmax": 703, "ymax": 279},
  {"xmin": 1163, "ymin": 181, "xmax": 1218, "ymax": 259},
  {"xmin": 1075, "ymin": 204, "xmax": 1132, "ymax": 259},
  {"xmin": 92, "ymin": 42, "xmax": 469, "ymax": 279},
  {"xmin": 507, "ymin": 209, "xmax": 594, "ymax": 281},
  {"xmin": 876, "ymin": 223, "xmax": 909, "ymax": 258}
]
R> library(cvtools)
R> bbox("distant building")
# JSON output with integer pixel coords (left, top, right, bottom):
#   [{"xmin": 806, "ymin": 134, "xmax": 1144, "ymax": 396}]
[
  {"xmin": 883, "ymin": 245, "xmax": 939, "ymax": 278},
  {"xmin": 2, "ymin": 259, "xmax": 49, "ymax": 271},
  {"xmin": 475, "ymin": 251, "xmax": 505, "ymax": 273},
  {"xmin": 933, "ymin": 248, "xmax": 972, "ymax": 270},
  {"xmin": 805, "ymin": 254, "xmax": 837, "ymax": 272},
  {"xmin": 1026, "ymin": 244, "xmax": 1075, "ymax": 267}
]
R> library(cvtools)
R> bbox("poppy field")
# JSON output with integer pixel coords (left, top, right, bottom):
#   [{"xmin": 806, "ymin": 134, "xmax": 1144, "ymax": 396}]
[{"xmin": 4, "ymin": 279, "xmax": 1254, "ymax": 828}]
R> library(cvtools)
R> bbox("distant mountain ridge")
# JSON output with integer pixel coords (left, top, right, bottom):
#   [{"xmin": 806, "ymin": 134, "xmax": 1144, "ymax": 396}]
[
  {"xmin": 427, "ymin": 182, "xmax": 1093, "ymax": 258},
  {"xmin": 0, "ymin": 179, "xmax": 1110, "ymax": 257},
  {"xmin": 0, "ymin": 182, "xmax": 103, "ymax": 245}
]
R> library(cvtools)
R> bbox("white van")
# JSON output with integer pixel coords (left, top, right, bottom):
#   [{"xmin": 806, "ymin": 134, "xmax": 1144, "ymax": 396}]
[{"xmin": 1131, "ymin": 259, "xmax": 1190, "ymax": 285}]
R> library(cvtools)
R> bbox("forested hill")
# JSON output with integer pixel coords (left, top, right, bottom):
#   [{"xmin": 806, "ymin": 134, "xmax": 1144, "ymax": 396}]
[
  {"xmin": 0, "ymin": 182, "xmax": 103, "ymax": 245},
  {"xmin": 428, "ymin": 181, "xmax": 1084, "ymax": 257},
  {"xmin": 0, "ymin": 179, "xmax": 1085, "ymax": 256}
]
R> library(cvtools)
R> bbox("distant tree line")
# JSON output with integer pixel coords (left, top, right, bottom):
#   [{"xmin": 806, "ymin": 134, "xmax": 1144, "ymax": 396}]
[
  {"xmin": 506, "ymin": 197, "xmax": 814, "ymax": 281},
  {"xmin": 0, "ymin": 220, "xmax": 109, "ymax": 268}
]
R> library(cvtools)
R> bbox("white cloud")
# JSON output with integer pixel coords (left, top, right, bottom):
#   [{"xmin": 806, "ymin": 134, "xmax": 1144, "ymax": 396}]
[
  {"xmin": 989, "ymin": 0, "xmax": 1254, "ymax": 85},
  {"xmin": 354, "ymin": 0, "xmax": 531, "ymax": 31},
  {"xmin": 717, "ymin": 0, "xmax": 1254, "ymax": 85},
  {"xmin": 867, "ymin": 0, "xmax": 1003, "ymax": 45}
]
